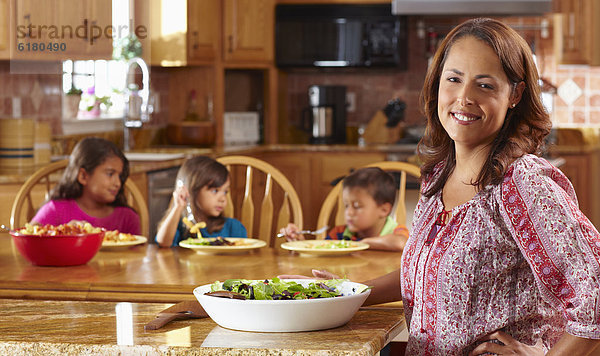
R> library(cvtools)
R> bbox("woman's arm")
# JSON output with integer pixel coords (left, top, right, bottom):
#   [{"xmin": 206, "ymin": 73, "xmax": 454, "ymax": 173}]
[
  {"xmin": 361, "ymin": 232, "xmax": 407, "ymax": 252},
  {"xmin": 547, "ymin": 333, "xmax": 600, "ymax": 356},
  {"xmin": 362, "ymin": 269, "xmax": 403, "ymax": 306}
]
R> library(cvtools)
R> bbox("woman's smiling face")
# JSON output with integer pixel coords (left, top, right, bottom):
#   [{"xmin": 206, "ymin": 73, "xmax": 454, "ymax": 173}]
[{"xmin": 438, "ymin": 35, "xmax": 519, "ymax": 151}]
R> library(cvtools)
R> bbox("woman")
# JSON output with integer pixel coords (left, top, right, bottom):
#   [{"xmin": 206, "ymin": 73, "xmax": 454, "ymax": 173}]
[{"xmin": 291, "ymin": 18, "xmax": 600, "ymax": 355}]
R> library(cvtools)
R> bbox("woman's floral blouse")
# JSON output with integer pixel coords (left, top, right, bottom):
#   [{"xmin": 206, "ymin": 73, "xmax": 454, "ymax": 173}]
[{"xmin": 401, "ymin": 154, "xmax": 600, "ymax": 355}]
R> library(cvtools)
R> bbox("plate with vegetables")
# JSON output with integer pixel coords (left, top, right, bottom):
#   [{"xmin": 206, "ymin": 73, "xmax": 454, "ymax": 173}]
[
  {"xmin": 280, "ymin": 239, "xmax": 369, "ymax": 256},
  {"xmin": 194, "ymin": 278, "xmax": 371, "ymax": 332},
  {"xmin": 179, "ymin": 237, "xmax": 266, "ymax": 254}
]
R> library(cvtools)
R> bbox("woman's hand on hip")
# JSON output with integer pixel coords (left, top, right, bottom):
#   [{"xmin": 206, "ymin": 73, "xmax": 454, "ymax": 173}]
[{"xmin": 469, "ymin": 331, "xmax": 544, "ymax": 355}]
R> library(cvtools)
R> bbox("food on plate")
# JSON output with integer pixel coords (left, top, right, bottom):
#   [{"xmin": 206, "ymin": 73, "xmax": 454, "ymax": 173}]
[
  {"xmin": 16, "ymin": 222, "xmax": 101, "ymax": 236},
  {"xmin": 181, "ymin": 237, "xmax": 248, "ymax": 246},
  {"xmin": 313, "ymin": 240, "xmax": 359, "ymax": 249},
  {"xmin": 182, "ymin": 217, "xmax": 207, "ymax": 239},
  {"xmin": 209, "ymin": 277, "xmax": 370, "ymax": 300},
  {"xmin": 103, "ymin": 230, "xmax": 137, "ymax": 243}
]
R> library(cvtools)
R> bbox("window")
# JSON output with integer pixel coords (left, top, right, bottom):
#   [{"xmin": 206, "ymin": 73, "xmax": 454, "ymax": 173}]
[{"xmin": 61, "ymin": 0, "xmax": 133, "ymax": 120}]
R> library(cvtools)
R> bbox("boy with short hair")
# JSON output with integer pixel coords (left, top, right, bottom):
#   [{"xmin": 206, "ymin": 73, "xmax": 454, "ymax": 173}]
[{"xmin": 280, "ymin": 167, "xmax": 409, "ymax": 252}]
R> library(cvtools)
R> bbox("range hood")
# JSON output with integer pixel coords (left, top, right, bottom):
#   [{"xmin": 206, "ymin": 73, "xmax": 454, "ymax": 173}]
[{"xmin": 392, "ymin": 0, "xmax": 552, "ymax": 15}]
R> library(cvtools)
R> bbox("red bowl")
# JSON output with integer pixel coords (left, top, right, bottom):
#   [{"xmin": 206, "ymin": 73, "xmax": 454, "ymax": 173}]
[{"xmin": 10, "ymin": 230, "xmax": 104, "ymax": 266}]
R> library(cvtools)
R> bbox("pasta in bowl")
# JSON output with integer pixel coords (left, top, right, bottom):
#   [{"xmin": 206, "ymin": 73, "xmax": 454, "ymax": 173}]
[{"xmin": 10, "ymin": 223, "xmax": 104, "ymax": 266}]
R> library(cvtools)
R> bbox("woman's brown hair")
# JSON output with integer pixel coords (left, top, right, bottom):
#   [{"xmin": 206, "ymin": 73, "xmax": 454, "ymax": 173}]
[
  {"xmin": 176, "ymin": 156, "xmax": 229, "ymax": 233},
  {"xmin": 418, "ymin": 17, "xmax": 551, "ymax": 197}
]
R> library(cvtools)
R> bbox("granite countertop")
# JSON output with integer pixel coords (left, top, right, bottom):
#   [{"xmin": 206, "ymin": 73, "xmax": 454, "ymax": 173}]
[{"xmin": 0, "ymin": 299, "xmax": 405, "ymax": 355}]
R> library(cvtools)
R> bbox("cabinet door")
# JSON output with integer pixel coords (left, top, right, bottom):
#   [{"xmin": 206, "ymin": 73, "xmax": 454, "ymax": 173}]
[
  {"xmin": 86, "ymin": 0, "xmax": 112, "ymax": 58},
  {"xmin": 187, "ymin": 0, "xmax": 219, "ymax": 63},
  {"xmin": 223, "ymin": 0, "xmax": 273, "ymax": 62},
  {"xmin": 554, "ymin": 0, "xmax": 600, "ymax": 65},
  {"xmin": 13, "ymin": 0, "xmax": 57, "ymax": 60},
  {"xmin": 55, "ymin": 0, "xmax": 88, "ymax": 57},
  {"xmin": 0, "ymin": 0, "xmax": 8, "ymax": 59}
]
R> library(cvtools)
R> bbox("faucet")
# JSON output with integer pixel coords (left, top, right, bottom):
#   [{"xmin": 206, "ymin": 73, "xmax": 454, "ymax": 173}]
[{"xmin": 123, "ymin": 57, "xmax": 152, "ymax": 152}]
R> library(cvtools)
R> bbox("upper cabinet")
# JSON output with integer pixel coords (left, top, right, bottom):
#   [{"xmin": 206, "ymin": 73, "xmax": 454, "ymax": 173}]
[
  {"xmin": 0, "ymin": 0, "xmax": 8, "ymax": 59},
  {"xmin": 223, "ymin": 0, "xmax": 273, "ymax": 63},
  {"xmin": 10, "ymin": 0, "xmax": 112, "ymax": 61},
  {"xmin": 187, "ymin": 0, "xmax": 220, "ymax": 63},
  {"xmin": 147, "ymin": 0, "xmax": 274, "ymax": 66},
  {"xmin": 554, "ymin": 0, "xmax": 600, "ymax": 65}
]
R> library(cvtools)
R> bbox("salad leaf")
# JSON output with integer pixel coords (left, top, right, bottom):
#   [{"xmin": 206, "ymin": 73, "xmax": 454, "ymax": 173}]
[{"xmin": 208, "ymin": 278, "xmax": 360, "ymax": 300}]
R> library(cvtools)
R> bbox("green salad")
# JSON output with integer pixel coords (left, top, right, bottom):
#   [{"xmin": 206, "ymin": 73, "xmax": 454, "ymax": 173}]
[{"xmin": 209, "ymin": 277, "xmax": 365, "ymax": 300}]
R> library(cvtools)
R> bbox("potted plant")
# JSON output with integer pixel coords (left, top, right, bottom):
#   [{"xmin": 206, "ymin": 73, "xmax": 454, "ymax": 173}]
[{"xmin": 62, "ymin": 86, "xmax": 82, "ymax": 119}]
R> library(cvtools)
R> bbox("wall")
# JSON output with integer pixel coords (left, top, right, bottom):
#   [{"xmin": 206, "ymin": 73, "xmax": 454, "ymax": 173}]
[
  {"xmin": 0, "ymin": 61, "xmax": 61, "ymax": 133},
  {"xmin": 1, "ymin": 14, "xmax": 600, "ymax": 148}
]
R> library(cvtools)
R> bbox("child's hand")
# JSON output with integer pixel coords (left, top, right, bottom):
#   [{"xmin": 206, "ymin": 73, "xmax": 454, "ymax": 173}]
[
  {"xmin": 172, "ymin": 184, "xmax": 189, "ymax": 209},
  {"xmin": 279, "ymin": 223, "xmax": 305, "ymax": 241}
]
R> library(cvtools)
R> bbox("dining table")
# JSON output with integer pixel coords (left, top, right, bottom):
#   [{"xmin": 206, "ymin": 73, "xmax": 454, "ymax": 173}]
[{"xmin": 0, "ymin": 233, "xmax": 406, "ymax": 355}]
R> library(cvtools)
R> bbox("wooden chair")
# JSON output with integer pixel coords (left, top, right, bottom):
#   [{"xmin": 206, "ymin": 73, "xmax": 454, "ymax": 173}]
[
  {"xmin": 316, "ymin": 161, "xmax": 421, "ymax": 239},
  {"xmin": 216, "ymin": 155, "xmax": 303, "ymax": 247},
  {"xmin": 10, "ymin": 160, "xmax": 150, "ymax": 237}
]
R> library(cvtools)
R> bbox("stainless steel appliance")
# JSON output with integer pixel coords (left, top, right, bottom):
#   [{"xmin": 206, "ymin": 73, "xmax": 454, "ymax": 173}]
[
  {"xmin": 147, "ymin": 166, "xmax": 180, "ymax": 240},
  {"xmin": 303, "ymin": 85, "xmax": 347, "ymax": 144},
  {"xmin": 275, "ymin": 4, "xmax": 407, "ymax": 68}
]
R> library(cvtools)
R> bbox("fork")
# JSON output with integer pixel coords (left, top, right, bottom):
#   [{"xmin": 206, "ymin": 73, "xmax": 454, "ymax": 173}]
[
  {"xmin": 176, "ymin": 179, "xmax": 197, "ymax": 225},
  {"xmin": 277, "ymin": 226, "xmax": 328, "ymax": 238}
]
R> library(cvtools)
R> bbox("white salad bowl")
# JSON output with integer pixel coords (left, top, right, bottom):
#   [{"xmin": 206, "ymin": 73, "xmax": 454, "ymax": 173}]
[{"xmin": 193, "ymin": 279, "xmax": 371, "ymax": 332}]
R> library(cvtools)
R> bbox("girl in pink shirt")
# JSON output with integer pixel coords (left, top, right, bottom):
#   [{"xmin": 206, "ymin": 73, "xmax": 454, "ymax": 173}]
[{"xmin": 31, "ymin": 137, "xmax": 140, "ymax": 235}]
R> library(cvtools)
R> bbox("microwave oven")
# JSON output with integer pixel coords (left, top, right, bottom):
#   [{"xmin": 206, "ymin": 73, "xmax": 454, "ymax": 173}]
[{"xmin": 275, "ymin": 4, "xmax": 407, "ymax": 69}]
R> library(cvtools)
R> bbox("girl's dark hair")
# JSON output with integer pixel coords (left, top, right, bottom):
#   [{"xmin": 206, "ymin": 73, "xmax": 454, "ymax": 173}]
[
  {"xmin": 177, "ymin": 156, "xmax": 229, "ymax": 233},
  {"xmin": 418, "ymin": 17, "xmax": 551, "ymax": 197},
  {"xmin": 49, "ymin": 137, "xmax": 131, "ymax": 207},
  {"xmin": 343, "ymin": 167, "xmax": 396, "ymax": 206}
]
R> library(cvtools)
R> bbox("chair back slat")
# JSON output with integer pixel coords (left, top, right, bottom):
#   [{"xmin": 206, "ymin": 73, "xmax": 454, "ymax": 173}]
[
  {"xmin": 240, "ymin": 165, "xmax": 255, "ymax": 234},
  {"xmin": 334, "ymin": 188, "xmax": 344, "ymax": 226},
  {"xmin": 224, "ymin": 164, "xmax": 234, "ymax": 218},
  {"xmin": 395, "ymin": 170, "xmax": 407, "ymax": 226},
  {"xmin": 258, "ymin": 173, "xmax": 274, "ymax": 242},
  {"xmin": 275, "ymin": 192, "xmax": 291, "ymax": 247}
]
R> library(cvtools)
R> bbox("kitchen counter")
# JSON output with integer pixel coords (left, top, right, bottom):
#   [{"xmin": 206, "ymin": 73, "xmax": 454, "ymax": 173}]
[
  {"xmin": 0, "ymin": 298, "xmax": 405, "ymax": 356},
  {"xmin": 0, "ymin": 144, "xmax": 418, "ymax": 184}
]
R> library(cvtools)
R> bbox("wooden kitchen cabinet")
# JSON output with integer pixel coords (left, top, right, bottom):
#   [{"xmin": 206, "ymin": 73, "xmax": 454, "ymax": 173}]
[
  {"xmin": 550, "ymin": 147, "xmax": 600, "ymax": 229},
  {"xmin": 10, "ymin": 0, "xmax": 112, "ymax": 61},
  {"xmin": 223, "ymin": 0, "xmax": 274, "ymax": 63},
  {"xmin": 187, "ymin": 0, "xmax": 220, "ymax": 63},
  {"xmin": 554, "ymin": 0, "xmax": 600, "ymax": 65}
]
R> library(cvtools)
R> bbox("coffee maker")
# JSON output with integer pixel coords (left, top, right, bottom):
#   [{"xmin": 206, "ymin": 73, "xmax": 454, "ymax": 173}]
[{"xmin": 303, "ymin": 85, "xmax": 347, "ymax": 144}]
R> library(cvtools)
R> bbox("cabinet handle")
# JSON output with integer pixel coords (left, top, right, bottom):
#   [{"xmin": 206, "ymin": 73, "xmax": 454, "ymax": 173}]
[
  {"xmin": 228, "ymin": 35, "xmax": 233, "ymax": 53},
  {"xmin": 192, "ymin": 31, "xmax": 199, "ymax": 50}
]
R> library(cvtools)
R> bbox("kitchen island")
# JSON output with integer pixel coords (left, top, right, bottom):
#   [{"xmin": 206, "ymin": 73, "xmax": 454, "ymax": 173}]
[{"xmin": 0, "ymin": 298, "xmax": 404, "ymax": 356}]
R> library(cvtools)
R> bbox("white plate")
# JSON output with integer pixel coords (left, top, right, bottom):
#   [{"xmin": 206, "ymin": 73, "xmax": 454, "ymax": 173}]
[
  {"xmin": 179, "ymin": 238, "xmax": 266, "ymax": 254},
  {"xmin": 194, "ymin": 279, "xmax": 371, "ymax": 332},
  {"xmin": 101, "ymin": 235, "xmax": 147, "ymax": 250},
  {"xmin": 280, "ymin": 240, "xmax": 369, "ymax": 256}
]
